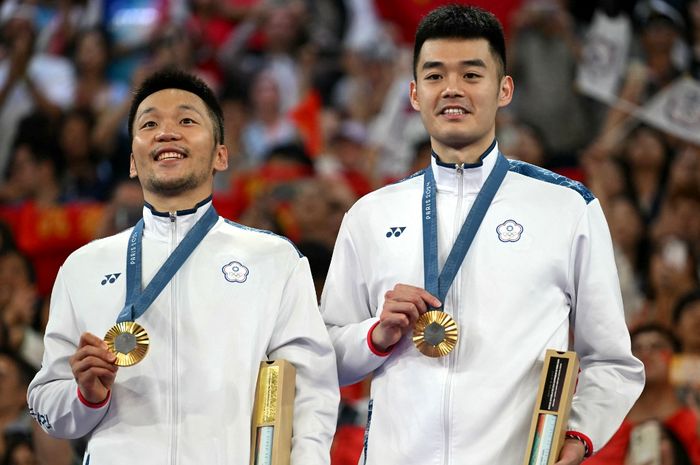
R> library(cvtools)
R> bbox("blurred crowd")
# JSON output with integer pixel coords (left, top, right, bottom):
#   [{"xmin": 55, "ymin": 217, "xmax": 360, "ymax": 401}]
[{"xmin": 0, "ymin": 0, "xmax": 699, "ymax": 464}]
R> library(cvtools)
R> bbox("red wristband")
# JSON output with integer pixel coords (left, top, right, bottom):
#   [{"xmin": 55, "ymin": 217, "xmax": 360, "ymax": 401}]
[
  {"xmin": 565, "ymin": 430, "xmax": 593, "ymax": 457},
  {"xmin": 367, "ymin": 321, "xmax": 394, "ymax": 357},
  {"xmin": 77, "ymin": 387, "xmax": 111, "ymax": 409}
]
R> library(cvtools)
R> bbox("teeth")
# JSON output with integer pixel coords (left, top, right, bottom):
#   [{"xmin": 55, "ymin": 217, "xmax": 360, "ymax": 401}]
[
  {"xmin": 157, "ymin": 152, "xmax": 184, "ymax": 161},
  {"xmin": 443, "ymin": 108, "xmax": 466, "ymax": 115}
]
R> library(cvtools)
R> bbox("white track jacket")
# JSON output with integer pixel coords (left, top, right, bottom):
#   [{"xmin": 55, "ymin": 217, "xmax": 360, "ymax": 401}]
[
  {"xmin": 321, "ymin": 143, "xmax": 644, "ymax": 465},
  {"xmin": 28, "ymin": 199, "xmax": 339, "ymax": 465}
]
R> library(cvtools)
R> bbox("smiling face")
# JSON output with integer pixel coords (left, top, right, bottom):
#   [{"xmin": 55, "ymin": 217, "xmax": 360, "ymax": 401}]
[
  {"xmin": 410, "ymin": 38, "xmax": 513, "ymax": 163},
  {"xmin": 130, "ymin": 88, "xmax": 228, "ymax": 210}
]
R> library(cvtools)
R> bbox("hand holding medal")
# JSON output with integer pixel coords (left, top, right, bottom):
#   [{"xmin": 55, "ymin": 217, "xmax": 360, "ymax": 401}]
[{"xmin": 372, "ymin": 284, "xmax": 444, "ymax": 354}]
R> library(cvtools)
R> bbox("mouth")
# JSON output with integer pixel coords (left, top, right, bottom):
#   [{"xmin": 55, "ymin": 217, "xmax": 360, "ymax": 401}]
[
  {"xmin": 153, "ymin": 147, "xmax": 187, "ymax": 161},
  {"xmin": 438, "ymin": 106, "xmax": 469, "ymax": 117}
]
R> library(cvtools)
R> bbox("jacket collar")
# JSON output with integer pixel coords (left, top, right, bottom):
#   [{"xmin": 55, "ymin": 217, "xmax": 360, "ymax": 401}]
[
  {"xmin": 430, "ymin": 140, "xmax": 499, "ymax": 196},
  {"xmin": 141, "ymin": 196, "xmax": 214, "ymax": 242}
]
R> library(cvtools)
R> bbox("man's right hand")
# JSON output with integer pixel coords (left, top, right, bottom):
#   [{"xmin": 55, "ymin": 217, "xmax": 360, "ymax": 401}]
[
  {"xmin": 69, "ymin": 333, "xmax": 118, "ymax": 404},
  {"xmin": 371, "ymin": 284, "xmax": 441, "ymax": 352}
]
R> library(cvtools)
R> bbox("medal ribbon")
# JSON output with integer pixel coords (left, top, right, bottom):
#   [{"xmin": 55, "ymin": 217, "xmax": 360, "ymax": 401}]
[
  {"xmin": 422, "ymin": 152, "xmax": 509, "ymax": 304},
  {"xmin": 117, "ymin": 205, "xmax": 219, "ymax": 323}
]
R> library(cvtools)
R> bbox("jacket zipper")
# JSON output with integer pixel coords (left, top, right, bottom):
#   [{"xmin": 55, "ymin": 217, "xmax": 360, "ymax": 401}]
[
  {"xmin": 169, "ymin": 212, "xmax": 179, "ymax": 465},
  {"xmin": 442, "ymin": 164, "xmax": 464, "ymax": 465}
]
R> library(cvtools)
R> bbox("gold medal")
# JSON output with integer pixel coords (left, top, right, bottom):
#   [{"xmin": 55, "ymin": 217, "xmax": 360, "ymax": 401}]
[
  {"xmin": 104, "ymin": 321, "xmax": 150, "ymax": 366},
  {"xmin": 413, "ymin": 310, "xmax": 458, "ymax": 357}
]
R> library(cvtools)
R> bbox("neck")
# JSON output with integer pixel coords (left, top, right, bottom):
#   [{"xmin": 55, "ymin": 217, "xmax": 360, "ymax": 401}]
[
  {"xmin": 144, "ymin": 192, "xmax": 211, "ymax": 214},
  {"xmin": 432, "ymin": 138, "xmax": 495, "ymax": 165}
]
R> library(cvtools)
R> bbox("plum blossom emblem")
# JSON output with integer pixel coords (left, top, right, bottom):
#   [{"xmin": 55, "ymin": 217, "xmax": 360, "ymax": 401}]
[
  {"xmin": 222, "ymin": 261, "xmax": 249, "ymax": 283},
  {"xmin": 496, "ymin": 220, "xmax": 523, "ymax": 243}
]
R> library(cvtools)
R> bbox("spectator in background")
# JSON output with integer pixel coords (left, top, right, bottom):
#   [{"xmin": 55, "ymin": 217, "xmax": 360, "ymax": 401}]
[
  {"xmin": 584, "ymin": 324, "xmax": 700, "ymax": 465},
  {"xmin": 595, "ymin": 2, "xmax": 687, "ymax": 148},
  {"xmin": 620, "ymin": 124, "xmax": 672, "ymax": 224},
  {"xmin": 218, "ymin": 1, "xmax": 308, "ymax": 113},
  {"xmin": 315, "ymin": 120, "xmax": 375, "ymax": 198},
  {"xmin": 1, "ymin": 432, "xmax": 37, "ymax": 465},
  {"xmin": 508, "ymin": 0, "xmax": 593, "ymax": 165},
  {"xmin": 57, "ymin": 109, "xmax": 112, "ymax": 202},
  {"xmin": 0, "ymin": 250, "xmax": 43, "ymax": 369},
  {"xmin": 638, "ymin": 236, "xmax": 698, "ymax": 327},
  {"xmin": 607, "ymin": 195, "xmax": 647, "ymax": 321},
  {"xmin": 0, "ymin": 137, "xmax": 61, "ymax": 208},
  {"xmin": 0, "ymin": 352, "xmax": 35, "ymax": 460},
  {"xmin": 71, "ymin": 27, "xmax": 129, "ymax": 115},
  {"xmin": 673, "ymin": 289, "xmax": 700, "ymax": 356},
  {"xmin": 240, "ymin": 69, "xmax": 302, "ymax": 167},
  {"xmin": 93, "ymin": 178, "xmax": 143, "ymax": 239},
  {"xmin": 0, "ymin": 4, "xmax": 75, "ymax": 176}
]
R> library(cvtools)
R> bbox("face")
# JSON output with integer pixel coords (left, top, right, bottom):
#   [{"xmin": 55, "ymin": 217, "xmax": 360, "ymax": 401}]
[
  {"xmin": 631, "ymin": 331, "xmax": 674, "ymax": 384},
  {"xmin": 677, "ymin": 301, "xmax": 700, "ymax": 352},
  {"xmin": 130, "ymin": 89, "xmax": 227, "ymax": 203},
  {"xmin": 410, "ymin": 38, "xmax": 513, "ymax": 158},
  {"xmin": 0, "ymin": 355, "xmax": 25, "ymax": 414}
]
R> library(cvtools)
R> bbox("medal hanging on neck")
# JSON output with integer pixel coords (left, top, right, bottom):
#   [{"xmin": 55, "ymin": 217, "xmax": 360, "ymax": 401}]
[
  {"xmin": 413, "ymin": 153, "xmax": 509, "ymax": 357},
  {"xmin": 104, "ymin": 206, "xmax": 219, "ymax": 366}
]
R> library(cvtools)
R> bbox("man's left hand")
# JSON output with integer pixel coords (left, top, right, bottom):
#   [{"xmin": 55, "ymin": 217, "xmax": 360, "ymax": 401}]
[{"xmin": 554, "ymin": 438, "xmax": 586, "ymax": 465}]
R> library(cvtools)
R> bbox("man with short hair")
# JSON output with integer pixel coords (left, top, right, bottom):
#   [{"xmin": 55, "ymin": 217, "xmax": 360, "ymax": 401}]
[
  {"xmin": 28, "ymin": 69, "xmax": 339, "ymax": 464},
  {"xmin": 321, "ymin": 5, "xmax": 644, "ymax": 465}
]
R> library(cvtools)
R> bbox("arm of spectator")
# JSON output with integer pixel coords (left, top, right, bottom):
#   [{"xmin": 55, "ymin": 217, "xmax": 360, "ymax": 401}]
[
  {"xmin": 596, "ymin": 62, "xmax": 648, "ymax": 142},
  {"xmin": 266, "ymin": 252, "xmax": 339, "ymax": 464}
]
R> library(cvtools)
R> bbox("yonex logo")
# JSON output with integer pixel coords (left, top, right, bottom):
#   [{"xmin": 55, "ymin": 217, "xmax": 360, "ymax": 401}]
[
  {"xmin": 386, "ymin": 227, "xmax": 406, "ymax": 238},
  {"xmin": 101, "ymin": 273, "xmax": 122, "ymax": 285}
]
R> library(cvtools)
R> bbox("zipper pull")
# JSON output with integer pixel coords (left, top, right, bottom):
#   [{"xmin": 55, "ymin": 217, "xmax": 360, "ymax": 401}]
[
  {"xmin": 455, "ymin": 163, "xmax": 464, "ymax": 175},
  {"xmin": 169, "ymin": 212, "xmax": 176, "ymax": 222}
]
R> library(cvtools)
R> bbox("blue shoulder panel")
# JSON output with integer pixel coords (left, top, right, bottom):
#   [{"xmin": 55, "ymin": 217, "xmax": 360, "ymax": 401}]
[
  {"xmin": 223, "ymin": 219, "xmax": 303, "ymax": 257},
  {"xmin": 508, "ymin": 160, "xmax": 595, "ymax": 204}
]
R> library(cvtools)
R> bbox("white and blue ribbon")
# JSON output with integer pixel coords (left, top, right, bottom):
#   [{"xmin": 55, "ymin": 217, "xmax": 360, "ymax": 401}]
[
  {"xmin": 117, "ymin": 206, "xmax": 219, "ymax": 323},
  {"xmin": 422, "ymin": 153, "xmax": 509, "ymax": 304}
]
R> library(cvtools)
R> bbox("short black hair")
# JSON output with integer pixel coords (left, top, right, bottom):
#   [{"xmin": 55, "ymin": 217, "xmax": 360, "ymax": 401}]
[
  {"xmin": 128, "ymin": 68, "xmax": 224, "ymax": 145},
  {"xmin": 673, "ymin": 288, "xmax": 700, "ymax": 325},
  {"xmin": 630, "ymin": 322, "xmax": 681, "ymax": 352},
  {"xmin": 413, "ymin": 4, "xmax": 506, "ymax": 79}
]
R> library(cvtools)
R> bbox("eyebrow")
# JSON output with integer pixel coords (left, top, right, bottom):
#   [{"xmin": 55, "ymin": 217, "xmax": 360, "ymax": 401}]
[
  {"xmin": 421, "ymin": 59, "xmax": 487, "ymax": 71},
  {"xmin": 136, "ymin": 104, "xmax": 205, "ymax": 122}
]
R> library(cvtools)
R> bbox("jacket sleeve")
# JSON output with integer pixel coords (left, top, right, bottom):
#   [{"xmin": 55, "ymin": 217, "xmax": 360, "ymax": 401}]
[
  {"xmin": 266, "ymin": 255, "xmax": 339, "ymax": 465},
  {"xmin": 27, "ymin": 266, "xmax": 111, "ymax": 439},
  {"xmin": 566, "ymin": 199, "xmax": 645, "ymax": 454},
  {"xmin": 320, "ymin": 212, "xmax": 393, "ymax": 386}
]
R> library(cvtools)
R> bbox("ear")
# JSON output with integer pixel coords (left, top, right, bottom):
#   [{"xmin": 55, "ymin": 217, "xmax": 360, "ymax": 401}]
[
  {"xmin": 409, "ymin": 80, "xmax": 420, "ymax": 111},
  {"xmin": 129, "ymin": 154, "xmax": 138, "ymax": 179},
  {"xmin": 498, "ymin": 75, "xmax": 514, "ymax": 108},
  {"xmin": 213, "ymin": 144, "xmax": 229, "ymax": 173}
]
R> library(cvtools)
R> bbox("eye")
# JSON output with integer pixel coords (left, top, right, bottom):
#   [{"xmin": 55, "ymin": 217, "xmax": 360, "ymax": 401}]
[
  {"xmin": 464, "ymin": 72, "xmax": 481, "ymax": 79},
  {"xmin": 181, "ymin": 117, "xmax": 197, "ymax": 125},
  {"xmin": 424, "ymin": 73, "xmax": 442, "ymax": 81},
  {"xmin": 140, "ymin": 121, "xmax": 157, "ymax": 129}
]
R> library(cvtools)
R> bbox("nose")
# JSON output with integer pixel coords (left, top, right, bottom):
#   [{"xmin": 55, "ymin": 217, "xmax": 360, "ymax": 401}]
[
  {"xmin": 441, "ymin": 75, "xmax": 464, "ymax": 98},
  {"xmin": 155, "ymin": 124, "xmax": 182, "ymax": 142}
]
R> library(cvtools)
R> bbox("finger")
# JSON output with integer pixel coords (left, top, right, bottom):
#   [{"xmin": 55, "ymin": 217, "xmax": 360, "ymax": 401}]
[
  {"xmin": 380, "ymin": 312, "xmax": 412, "ymax": 330},
  {"xmin": 383, "ymin": 302, "xmax": 422, "ymax": 326},
  {"xmin": 78, "ymin": 332, "xmax": 108, "ymax": 350},
  {"xmin": 389, "ymin": 285, "xmax": 442, "ymax": 310},
  {"xmin": 72, "ymin": 355, "xmax": 119, "ymax": 376},
  {"xmin": 72, "ymin": 345, "xmax": 117, "ymax": 364}
]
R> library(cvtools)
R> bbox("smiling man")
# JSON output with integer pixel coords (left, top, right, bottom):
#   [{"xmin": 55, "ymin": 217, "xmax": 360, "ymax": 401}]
[
  {"xmin": 27, "ymin": 69, "xmax": 339, "ymax": 464},
  {"xmin": 321, "ymin": 5, "xmax": 644, "ymax": 465}
]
